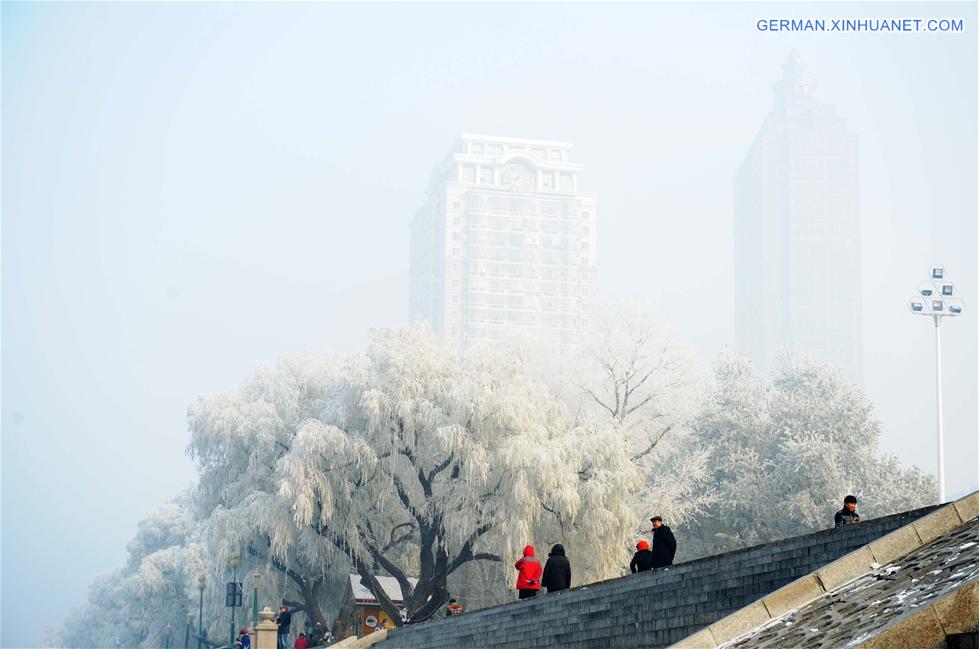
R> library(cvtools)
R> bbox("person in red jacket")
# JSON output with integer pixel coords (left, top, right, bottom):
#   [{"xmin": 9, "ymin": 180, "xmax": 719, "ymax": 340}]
[
  {"xmin": 293, "ymin": 633, "xmax": 309, "ymax": 649},
  {"xmin": 514, "ymin": 545, "xmax": 543, "ymax": 599}
]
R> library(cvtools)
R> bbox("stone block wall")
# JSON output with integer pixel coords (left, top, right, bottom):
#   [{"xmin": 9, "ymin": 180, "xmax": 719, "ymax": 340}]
[{"xmin": 379, "ymin": 506, "xmax": 939, "ymax": 649}]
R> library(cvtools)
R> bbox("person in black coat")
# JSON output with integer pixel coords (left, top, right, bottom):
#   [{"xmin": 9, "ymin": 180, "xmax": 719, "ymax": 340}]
[
  {"xmin": 541, "ymin": 544, "xmax": 571, "ymax": 593},
  {"xmin": 275, "ymin": 606, "xmax": 294, "ymax": 649},
  {"xmin": 650, "ymin": 516, "xmax": 677, "ymax": 568},
  {"xmin": 630, "ymin": 540, "xmax": 655, "ymax": 573},
  {"xmin": 834, "ymin": 495, "xmax": 861, "ymax": 528}
]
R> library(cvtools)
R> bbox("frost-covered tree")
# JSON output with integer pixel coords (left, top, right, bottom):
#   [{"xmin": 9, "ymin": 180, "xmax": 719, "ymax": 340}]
[
  {"xmin": 189, "ymin": 327, "xmax": 640, "ymax": 626},
  {"xmin": 523, "ymin": 302, "xmax": 715, "ymax": 537},
  {"xmin": 687, "ymin": 353, "xmax": 937, "ymax": 555},
  {"xmin": 54, "ymin": 502, "xmax": 208, "ymax": 649}
]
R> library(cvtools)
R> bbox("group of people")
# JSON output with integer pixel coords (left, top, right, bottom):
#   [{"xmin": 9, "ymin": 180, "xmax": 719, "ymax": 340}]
[
  {"xmin": 500, "ymin": 498, "xmax": 859, "ymax": 606},
  {"xmin": 511, "ymin": 515, "xmax": 677, "ymax": 601}
]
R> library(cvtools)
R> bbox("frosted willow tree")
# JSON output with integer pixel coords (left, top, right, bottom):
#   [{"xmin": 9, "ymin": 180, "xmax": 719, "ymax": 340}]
[
  {"xmin": 188, "ymin": 353, "xmax": 347, "ymax": 642},
  {"xmin": 687, "ymin": 353, "xmax": 937, "ymax": 555},
  {"xmin": 531, "ymin": 302, "xmax": 714, "ymax": 535},
  {"xmin": 189, "ymin": 327, "xmax": 639, "ymax": 627},
  {"xmin": 54, "ymin": 502, "xmax": 207, "ymax": 649}
]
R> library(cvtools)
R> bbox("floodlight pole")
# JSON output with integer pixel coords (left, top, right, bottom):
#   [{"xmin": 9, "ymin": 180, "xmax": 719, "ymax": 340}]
[{"xmin": 933, "ymin": 315, "xmax": 946, "ymax": 503}]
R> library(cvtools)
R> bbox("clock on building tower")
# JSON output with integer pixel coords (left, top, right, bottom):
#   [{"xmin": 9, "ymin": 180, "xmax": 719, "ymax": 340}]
[{"xmin": 500, "ymin": 163, "xmax": 535, "ymax": 192}]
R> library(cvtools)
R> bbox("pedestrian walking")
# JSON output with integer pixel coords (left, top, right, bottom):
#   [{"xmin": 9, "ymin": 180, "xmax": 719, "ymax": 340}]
[
  {"xmin": 514, "ymin": 545, "xmax": 543, "ymax": 599},
  {"xmin": 834, "ymin": 495, "xmax": 861, "ymax": 528},
  {"xmin": 237, "ymin": 627, "xmax": 251, "ymax": 649},
  {"xmin": 630, "ymin": 540, "xmax": 655, "ymax": 573},
  {"xmin": 650, "ymin": 516, "xmax": 677, "ymax": 568},
  {"xmin": 541, "ymin": 544, "xmax": 571, "ymax": 593}
]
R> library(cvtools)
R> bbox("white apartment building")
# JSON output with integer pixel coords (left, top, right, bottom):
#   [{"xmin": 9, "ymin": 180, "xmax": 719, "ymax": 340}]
[{"xmin": 410, "ymin": 134, "xmax": 597, "ymax": 353}]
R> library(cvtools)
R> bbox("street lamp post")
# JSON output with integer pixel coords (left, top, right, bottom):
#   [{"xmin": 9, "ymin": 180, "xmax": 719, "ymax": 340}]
[
  {"xmin": 252, "ymin": 572, "xmax": 261, "ymax": 635},
  {"xmin": 165, "ymin": 623, "xmax": 172, "ymax": 649},
  {"xmin": 909, "ymin": 264, "xmax": 966, "ymax": 503},
  {"xmin": 197, "ymin": 575, "xmax": 206, "ymax": 649},
  {"xmin": 185, "ymin": 613, "xmax": 193, "ymax": 649},
  {"xmin": 230, "ymin": 550, "xmax": 241, "ymax": 646}
]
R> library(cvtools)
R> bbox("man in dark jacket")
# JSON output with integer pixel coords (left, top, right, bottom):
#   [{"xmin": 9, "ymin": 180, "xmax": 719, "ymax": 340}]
[
  {"xmin": 630, "ymin": 540, "xmax": 655, "ymax": 573},
  {"xmin": 275, "ymin": 606, "xmax": 293, "ymax": 649},
  {"xmin": 834, "ymin": 495, "xmax": 861, "ymax": 528},
  {"xmin": 541, "ymin": 544, "xmax": 571, "ymax": 593},
  {"xmin": 650, "ymin": 516, "xmax": 677, "ymax": 568}
]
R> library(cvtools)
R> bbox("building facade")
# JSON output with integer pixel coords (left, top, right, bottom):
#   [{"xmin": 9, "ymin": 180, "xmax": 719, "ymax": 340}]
[
  {"xmin": 734, "ymin": 54, "xmax": 863, "ymax": 383},
  {"xmin": 410, "ymin": 134, "xmax": 597, "ymax": 353}
]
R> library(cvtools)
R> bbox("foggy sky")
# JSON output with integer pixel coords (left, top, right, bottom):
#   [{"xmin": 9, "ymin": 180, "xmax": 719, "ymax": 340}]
[{"xmin": 2, "ymin": 2, "xmax": 976, "ymax": 647}]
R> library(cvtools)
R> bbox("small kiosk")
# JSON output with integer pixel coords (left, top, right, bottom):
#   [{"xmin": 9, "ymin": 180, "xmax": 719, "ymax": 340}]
[{"xmin": 332, "ymin": 574, "xmax": 418, "ymax": 640}]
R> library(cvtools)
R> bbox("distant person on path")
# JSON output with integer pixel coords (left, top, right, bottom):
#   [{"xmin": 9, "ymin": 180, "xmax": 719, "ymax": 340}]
[
  {"xmin": 446, "ymin": 598, "xmax": 464, "ymax": 616},
  {"xmin": 275, "ymin": 606, "xmax": 293, "ymax": 649},
  {"xmin": 834, "ymin": 495, "xmax": 861, "ymax": 528},
  {"xmin": 514, "ymin": 545, "xmax": 543, "ymax": 599},
  {"xmin": 293, "ymin": 633, "xmax": 309, "ymax": 649},
  {"xmin": 630, "ymin": 539, "xmax": 655, "ymax": 573},
  {"xmin": 237, "ymin": 627, "xmax": 251, "ymax": 649},
  {"xmin": 541, "ymin": 544, "xmax": 571, "ymax": 593},
  {"xmin": 650, "ymin": 516, "xmax": 677, "ymax": 568}
]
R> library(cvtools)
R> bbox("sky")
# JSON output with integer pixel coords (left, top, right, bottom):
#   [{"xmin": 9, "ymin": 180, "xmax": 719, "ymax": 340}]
[{"xmin": 2, "ymin": 2, "xmax": 976, "ymax": 647}]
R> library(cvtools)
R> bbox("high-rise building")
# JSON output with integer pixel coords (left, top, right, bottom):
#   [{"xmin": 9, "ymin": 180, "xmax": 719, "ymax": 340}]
[
  {"xmin": 734, "ymin": 53, "xmax": 863, "ymax": 383},
  {"xmin": 410, "ymin": 134, "xmax": 597, "ymax": 353}
]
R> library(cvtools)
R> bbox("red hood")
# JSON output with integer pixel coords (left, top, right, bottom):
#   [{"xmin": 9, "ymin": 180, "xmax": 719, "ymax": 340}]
[{"xmin": 523, "ymin": 545, "xmax": 535, "ymax": 557}]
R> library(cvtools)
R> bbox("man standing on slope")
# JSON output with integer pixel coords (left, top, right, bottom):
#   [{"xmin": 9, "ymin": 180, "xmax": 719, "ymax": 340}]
[
  {"xmin": 834, "ymin": 495, "xmax": 861, "ymax": 528},
  {"xmin": 650, "ymin": 516, "xmax": 677, "ymax": 568}
]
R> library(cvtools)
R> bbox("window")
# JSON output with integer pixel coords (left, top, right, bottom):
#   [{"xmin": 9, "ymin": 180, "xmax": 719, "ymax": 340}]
[
  {"xmin": 478, "ymin": 167, "xmax": 494, "ymax": 184},
  {"xmin": 548, "ymin": 150, "xmax": 561, "ymax": 161},
  {"xmin": 462, "ymin": 166, "xmax": 476, "ymax": 182},
  {"xmin": 487, "ymin": 144, "xmax": 504, "ymax": 155},
  {"xmin": 541, "ymin": 174, "xmax": 554, "ymax": 190},
  {"xmin": 453, "ymin": 201, "xmax": 462, "ymax": 210},
  {"xmin": 471, "ymin": 143, "xmax": 484, "ymax": 155},
  {"xmin": 559, "ymin": 173, "xmax": 572, "ymax": 191}
]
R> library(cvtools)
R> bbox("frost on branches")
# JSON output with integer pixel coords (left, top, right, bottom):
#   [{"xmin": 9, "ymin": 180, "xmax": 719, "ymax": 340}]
[
  {"xmin": 188, "ymin": 327, "xmax": 639, "ymax": 626},
  {"xmin": 54, "ymin": 502, "xmax": 206, "ymax": 649},
  {"xmin": 520, "ymin": 302, "xmax": 715, "ymax": 543},
  {"xmin": 687, "ymin": 353, "xmax": 937, "ymax": 555}
]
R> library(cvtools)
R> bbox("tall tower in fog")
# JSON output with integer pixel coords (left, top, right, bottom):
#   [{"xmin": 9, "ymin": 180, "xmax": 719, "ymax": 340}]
[
  {"xmin": 410, "ymin": 134, "xmax": 597, "ymax": 353},
  {"xmin": 734, "ymin": 53, "xmax": 863, "ymax": 383}
]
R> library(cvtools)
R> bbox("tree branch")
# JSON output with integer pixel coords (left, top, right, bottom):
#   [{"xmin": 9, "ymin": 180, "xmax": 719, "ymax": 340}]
[{"xmin": 631, "ymin": 425, "xmax": 673, "ymax": 462}]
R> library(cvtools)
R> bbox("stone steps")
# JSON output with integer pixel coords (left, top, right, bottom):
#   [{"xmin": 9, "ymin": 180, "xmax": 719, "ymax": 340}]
[{"xmin": 377, "ymin": 505, "xmax": 940, "ymax": 649}]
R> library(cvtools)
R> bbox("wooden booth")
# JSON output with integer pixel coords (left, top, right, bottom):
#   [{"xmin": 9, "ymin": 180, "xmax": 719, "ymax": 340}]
[{"xmin": 332, "ymin": 575, "xmax": 418, "ymax": 640}]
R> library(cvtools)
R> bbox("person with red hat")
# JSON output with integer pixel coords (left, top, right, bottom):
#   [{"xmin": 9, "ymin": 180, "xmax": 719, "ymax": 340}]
[
  {"xmin": 236, "ymin": 627, "xmax": 251, "ymax": 649},
  {"xmin": 514, "ymin": 545, "xmax": 543, "ymax": 599},
  {"xmin": 630, "ymin": 539, "xmax": 655, "ymax": 573}
]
